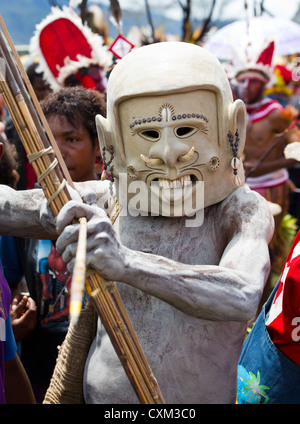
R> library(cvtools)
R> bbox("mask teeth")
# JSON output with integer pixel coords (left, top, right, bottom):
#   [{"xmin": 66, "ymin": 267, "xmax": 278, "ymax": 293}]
[{"xmin": 158, "ymin": 175, "xmax": 192, "ymax": 189}]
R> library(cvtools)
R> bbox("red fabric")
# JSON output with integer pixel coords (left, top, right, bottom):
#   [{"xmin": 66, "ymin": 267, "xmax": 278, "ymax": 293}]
[
  {"xmin": 74, "ymin": 72, "xmax": 97, "ymax": 90},
  {"xmin": 25, "ymin": 156, "xmax": 37, "ymax": 189},
  {"xmin": 246, "ymin": 99, "xmax": 282, "ymax": 124},
  {"xmin": 256, "ymin": 40, "xmax": 275, "ymax": 66},
  {"xmin": 39, "ymin": 18, "xmax": 93, "ymax": 78},
  {"xmin": 81, "ymin": 75, "xmax": 97, "ymax": 90},
  {"xmin": 266, "ymin": 230, "xmax": 300, "ymax": 366}
]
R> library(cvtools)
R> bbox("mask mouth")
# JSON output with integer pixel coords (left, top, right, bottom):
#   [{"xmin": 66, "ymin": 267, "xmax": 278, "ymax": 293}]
[
  {"xmin": 157, "ymin": 175, "xmax": 192, "ymax": 189},
  {"xmin": 150, "ymin": 173, "xmax": 204, "ymax": 215},
  {"xmin": 142, "ymin": 164, "xmax": 203, "ymax": 190},
  {"xmin": 150, "ymin": 173, "xmax": 200, "ymax": 189}
]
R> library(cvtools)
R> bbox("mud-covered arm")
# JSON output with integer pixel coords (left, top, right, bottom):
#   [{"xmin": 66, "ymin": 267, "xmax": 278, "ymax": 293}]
[
  {"xmin": 0, "ymin": 185, "xmax": 56, "ymax": 239},
  {"xmin": 56, "ymin": 187, "xmax": 274, "ymax": 322},
  {"xmin": 116, "ymin": 191, "xmax": 273, "ymax": 322},
  {"xmin": 121, "ymin": 223, "xmax": 271, "ymax": 321},
  {"xmin": 0, "ymin": 180, "xmax": 111, "ymax": 239}
]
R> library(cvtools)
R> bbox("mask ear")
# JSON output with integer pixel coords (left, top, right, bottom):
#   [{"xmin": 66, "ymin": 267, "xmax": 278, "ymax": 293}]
[
  {"xmin": 228, "ymin": 99, "xmax": 247, "ymax": 158},
  {"xmin": 227, "ymin": 99, "xmax": 247, "ymax": 187},
  {"xmin": 96, "ymin": 114, "xmax": 112, "ymax": 153}
]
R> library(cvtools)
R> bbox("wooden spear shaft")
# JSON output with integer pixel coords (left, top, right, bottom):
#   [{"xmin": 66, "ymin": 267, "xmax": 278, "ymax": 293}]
[{"xmin": 0, "ymin": 16, "xmax": 165, "ymax": 404}]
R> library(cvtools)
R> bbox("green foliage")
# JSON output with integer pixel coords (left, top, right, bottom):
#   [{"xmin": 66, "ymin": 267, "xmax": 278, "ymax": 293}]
[
  {"xmin": 270, "ymin": 213, "xmax": 298, "ymax": 289},
  {"xmin": 281, "ymin": 213, "xmax": 298, "ymax": 248}
]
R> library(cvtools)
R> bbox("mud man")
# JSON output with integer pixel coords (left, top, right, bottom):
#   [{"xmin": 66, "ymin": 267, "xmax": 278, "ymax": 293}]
[{"xmin": 0, "ymin": 42, "xmax": 274, "ymax": 404}]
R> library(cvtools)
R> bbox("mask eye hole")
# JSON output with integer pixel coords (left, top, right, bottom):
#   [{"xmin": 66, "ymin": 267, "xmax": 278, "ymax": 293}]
[
  {"xmin": 175, "ymin": 126, "xmax": 198, "ymax": 138},
  {"xmin": 138, "ymin": 129, "xmax": 160, "ymax": 142}
]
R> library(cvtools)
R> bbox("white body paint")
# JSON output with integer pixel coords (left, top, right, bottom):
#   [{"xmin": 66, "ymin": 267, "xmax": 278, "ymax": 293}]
[{"xmin": 80, "ymin": 184, "xmax": 273, "ymax": 404}]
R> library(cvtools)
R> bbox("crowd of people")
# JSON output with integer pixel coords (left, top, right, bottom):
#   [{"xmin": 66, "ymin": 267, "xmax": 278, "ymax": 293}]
[{"xmin": 0, "ymin": 4, "xmax": 300, "ymax": 405}]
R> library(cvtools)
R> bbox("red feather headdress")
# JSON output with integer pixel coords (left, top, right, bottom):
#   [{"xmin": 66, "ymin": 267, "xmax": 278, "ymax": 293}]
[
  {"xmin": 231, "ymin": 39, "xmax": 276, "ymax": 85},
  {"xmin": 29, "ymin": 6, "xmax": 113, "ymax": 91}
]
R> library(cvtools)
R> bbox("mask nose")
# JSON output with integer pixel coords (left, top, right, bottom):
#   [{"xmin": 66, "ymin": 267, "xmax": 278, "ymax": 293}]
[{"xmin": 149, "ymin": 127, "xmax": 191, "ymax": 170}]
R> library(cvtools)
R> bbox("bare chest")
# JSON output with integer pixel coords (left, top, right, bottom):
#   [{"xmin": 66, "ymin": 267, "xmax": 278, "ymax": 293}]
[
  {"xmin": 113, "ymin": 211, "xmax": 224, "ymax": 266},
  {"xmin": 245, "ymin": 118, "xmax": 279, "ymax": 160}
]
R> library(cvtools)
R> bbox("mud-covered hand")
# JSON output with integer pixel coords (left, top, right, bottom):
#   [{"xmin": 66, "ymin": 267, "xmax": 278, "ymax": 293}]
[
  {"xmin": 55, "ymin": 201, "xmax": 127, "ymax": 281},
  {"xmin": 40, "ymin": 183, "xmax": 97, "ymax": 237}
]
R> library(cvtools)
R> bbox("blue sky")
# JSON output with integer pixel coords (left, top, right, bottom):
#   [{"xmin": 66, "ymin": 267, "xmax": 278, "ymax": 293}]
[
  {"xmin": 115, "ymin": 0, "xmax": 300, "ymax": 21},
  {"xmin": 1, "ymin": 0, "xmax": 299, "ymax": 46}
]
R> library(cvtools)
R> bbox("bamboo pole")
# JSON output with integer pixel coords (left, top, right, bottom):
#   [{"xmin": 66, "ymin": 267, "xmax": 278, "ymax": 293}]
[
  {"xmin": 0, "ymin": 16, "xmax": 165, "ymax": 404},
  {"xmin": 0, "ymin": 16, "xmax": 72, "ymax": 187},
  {"xmin": 69, "ymin": 217, "xmax": 87, "ymax": 319}
]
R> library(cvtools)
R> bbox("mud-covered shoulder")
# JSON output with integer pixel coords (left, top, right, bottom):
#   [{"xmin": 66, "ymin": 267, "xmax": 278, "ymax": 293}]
[{"xmin": 217, "ymin": 184, "xmax": 275, "ymax": 242}]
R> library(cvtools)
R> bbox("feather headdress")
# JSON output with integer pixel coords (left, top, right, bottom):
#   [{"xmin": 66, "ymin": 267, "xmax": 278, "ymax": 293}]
[
  {"xmin": 29, "ymin": 6, "xmax": 113, "ymax": 91},
  {"xmin": 231, "ymin": 39, "xmax": 276, "ymax": 85}
]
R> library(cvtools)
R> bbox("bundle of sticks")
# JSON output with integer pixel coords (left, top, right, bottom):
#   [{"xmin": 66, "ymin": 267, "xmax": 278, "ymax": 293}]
[{"xmin": 0, "ymin": 15, "xmax": 164, "ymax": 404}]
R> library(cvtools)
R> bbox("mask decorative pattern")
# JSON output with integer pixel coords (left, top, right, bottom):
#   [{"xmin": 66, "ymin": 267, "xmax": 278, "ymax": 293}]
[
  {"xmin": 131, "ymin": 101, "xmax": 212, "ymax": 182},
  {"xmin": 101, "ymin": 145, "xmax": 115, "ymax": 182},
  {"xmin": 129, "ymin": 102, "xmax": 209, "ymax": 131},
  {"xmin": 208, "ymin": 156, "xmax": 220, "ymax": 170},
  {"xmin": 227, "ymin": 129, "xmax": 242, "ymax": 187},
  {"xmin": 114, "ymin": 94, "xmax": 218, "ymax": 216}
]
